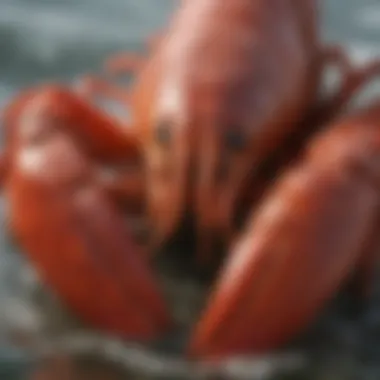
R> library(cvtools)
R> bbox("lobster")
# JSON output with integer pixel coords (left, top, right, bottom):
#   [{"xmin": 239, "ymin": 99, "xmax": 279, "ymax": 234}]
[
  {"xmin": 2, "ymin": 0, "xmax": 380, "ymax": 362},
  {"xmin": 79, "ymin": 0, "xmax": 376, "ymax": 263}
]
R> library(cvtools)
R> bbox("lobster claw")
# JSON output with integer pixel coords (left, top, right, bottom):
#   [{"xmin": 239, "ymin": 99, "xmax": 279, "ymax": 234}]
[
  {"xmin": 10, "ymin": 146, "xmax": 171, "ymax": 341},
  {"xmin": 188, "ymin": 153, "xmax": 378, "ymax": 360},
  {"xmin": 4, "ymin": 88, "xmax": 172, "ymax": 341}
]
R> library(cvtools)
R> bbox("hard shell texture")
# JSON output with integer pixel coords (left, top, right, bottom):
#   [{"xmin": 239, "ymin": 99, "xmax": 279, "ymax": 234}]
[
  {"xmin": 6, "ymin": 118, "xmax": 171, "ymax": 341},
  {"xmin": 189, "ymin": 106, "xmax": 380, "ymax": 358}
]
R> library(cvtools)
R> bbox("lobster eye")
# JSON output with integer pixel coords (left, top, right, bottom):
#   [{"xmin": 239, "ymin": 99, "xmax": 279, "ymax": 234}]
[
  {"xmin": 224, "ymin": 129, "xmax": 246, "ymax": 152},
  {"xmin": 154, "ymin": 121, "xmax": 172, "ymax": 147}
]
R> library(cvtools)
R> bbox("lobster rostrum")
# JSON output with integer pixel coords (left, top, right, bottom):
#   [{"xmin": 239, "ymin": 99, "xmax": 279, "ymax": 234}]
[{"xmin": 2, "ymin": 0, "xmax": 380, "ymax": 361}]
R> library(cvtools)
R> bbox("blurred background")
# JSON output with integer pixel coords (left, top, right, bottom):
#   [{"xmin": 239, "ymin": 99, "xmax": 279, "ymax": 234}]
[{"xmin": 0, "ymin": 0, "xmax": 380, "ymax": 379}]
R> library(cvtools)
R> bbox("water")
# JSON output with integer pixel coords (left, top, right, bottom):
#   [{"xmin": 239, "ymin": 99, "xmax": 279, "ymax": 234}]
[{"xmin": 0, "ymin": 1, "xmax": 380, "ymax": 379}]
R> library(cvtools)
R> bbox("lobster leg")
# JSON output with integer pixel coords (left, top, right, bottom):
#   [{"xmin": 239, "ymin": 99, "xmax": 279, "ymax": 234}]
[
  {"xmin": 313, "ymin": 46, "xmax": 380, "ymax": 124},
  {"xmin": 76, "ymin": 32, "xmax": 165, "ymax": 103},
  {"xmin": 6, "ymin": 94, "xmax": 171, "ymax": 340},
  {"xmin": 188, "ymin": 121, "xmax": 380, "ymax": 360},
  {"xmin": 104, "ymin": 32, "xmax": 164, "ymax": 76},
  {"xmin": 75, "ymin": 76, "xmax": 132, "ymax": 111},
  {"xmin": 102, "ymin": 52, "xmax": 145, "ymax": 76},
  {"xmin": 103, "ymin": 32, "xmax": 164, "ymax": 76}
]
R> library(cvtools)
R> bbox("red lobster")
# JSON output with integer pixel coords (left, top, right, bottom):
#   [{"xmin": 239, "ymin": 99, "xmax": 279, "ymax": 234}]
[{"xmin": 1, "ymin": 0, "xmax": 380, "ymax": 360}]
